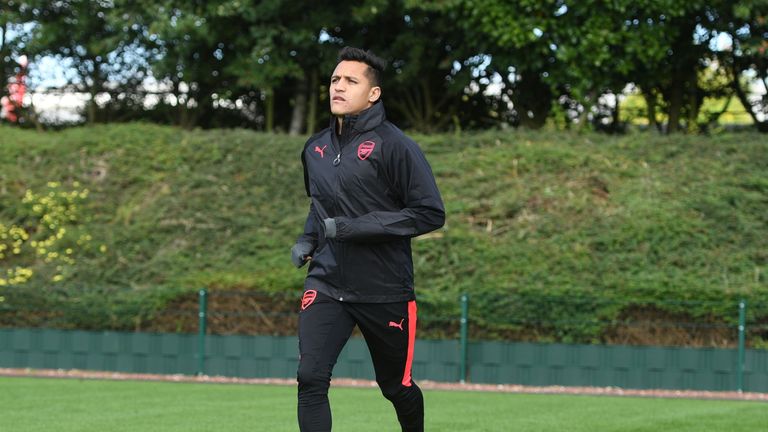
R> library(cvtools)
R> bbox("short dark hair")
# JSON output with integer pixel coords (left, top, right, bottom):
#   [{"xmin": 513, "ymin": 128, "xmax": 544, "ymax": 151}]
[{"xmin": 337, "ymin": 46, "xmax": 386, "ymax": 88}]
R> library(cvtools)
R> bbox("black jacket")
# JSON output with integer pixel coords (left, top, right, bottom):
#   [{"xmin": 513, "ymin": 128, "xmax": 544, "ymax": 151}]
[{"xmin": 296, "ymin": 101, "xmax": 445, "ymax": 302}]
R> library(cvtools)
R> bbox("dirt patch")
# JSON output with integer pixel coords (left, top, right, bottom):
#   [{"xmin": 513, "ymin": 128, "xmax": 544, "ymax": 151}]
[
  {"xmin": 602, "ymin": 306, "xmax": 735, "ymax": 347},
  {"xmin": 144, "ymin": 291, "xmax": 745, "ymax": 348},
  {"xmin": 146, "ymin": 290, "xmax": 299, "ymax": 336}
]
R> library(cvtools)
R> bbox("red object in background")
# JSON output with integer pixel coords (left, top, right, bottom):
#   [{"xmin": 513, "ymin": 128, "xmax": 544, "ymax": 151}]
[
  {"xmin": 0, "ymin": 96, "xmax": 14, "ymax": 122},
  {"xmin": 2, "ymin": 61, "xmax": 27, "ymax": 123}
]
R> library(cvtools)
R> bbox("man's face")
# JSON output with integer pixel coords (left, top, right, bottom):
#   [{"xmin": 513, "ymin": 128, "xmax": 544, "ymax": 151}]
[{"xmin": 330, "ymin": 60, "xmax": 380, "ymax": 117}]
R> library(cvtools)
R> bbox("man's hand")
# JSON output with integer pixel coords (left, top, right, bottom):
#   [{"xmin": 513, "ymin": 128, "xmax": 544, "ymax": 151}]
[{"xmin": 291, "ymin": 242, "xmax": 315, "ymax": 268}]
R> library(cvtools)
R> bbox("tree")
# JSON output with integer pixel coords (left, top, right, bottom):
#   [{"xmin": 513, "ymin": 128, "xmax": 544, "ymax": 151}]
[
  {"xmin": 111, "ymin": 1, "xmax": 242, "ymax": 129},
  {"xmin": 218, "ymin": 0, "xmax": 477, "ymax": 134},
  {"xmin": 326, "ymin": 1, "xmax": 476, "ymax": 132},
  {"xmin": 444, "ymin": 0, "xmax": 561, "ymax": 129},
  {"xmin": 719, "ymin": 0, "xmax": 768, "ymax": 132},
  {"xmin": 23, "ymin": 1, "xmax": 146, "ymax": 124},
  {"xmin": 8, "ymin": 0, "xmax": 761, "ymax": 133},
  {"xmin": 419, "ymin": 0, "xmax": 751, "ymax": 133},
  {"xmin": 219, "ymin": 0, "xmax": 339, "ymax": 134},
  {"xmin": 419, "ymin": 0, "xmax": 646, "ymax": 130}
]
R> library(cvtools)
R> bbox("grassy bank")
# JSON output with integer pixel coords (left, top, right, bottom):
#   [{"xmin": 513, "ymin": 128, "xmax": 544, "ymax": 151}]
[{"xmin": 0, "ymin": 124, "xmax": 766, "ymax": 343}]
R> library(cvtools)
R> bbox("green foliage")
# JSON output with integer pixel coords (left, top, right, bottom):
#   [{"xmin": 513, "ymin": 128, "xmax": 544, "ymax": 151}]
[
  {"xmin": 412, "ymin": 0, "xmax": 767, "ymax": 132},
  {"xmin": 0, "ymin": 124, "xmax": 766, "ymax": 342}
]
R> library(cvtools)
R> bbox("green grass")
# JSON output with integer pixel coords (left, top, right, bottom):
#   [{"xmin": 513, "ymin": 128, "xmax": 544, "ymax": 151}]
[
  {"xmin": 1, "ymin": 376, "xmax": 766, "ymax": 431},
  {"xmin": 620, "ymin": 93, "xmax": 754, "ymax": 126}
]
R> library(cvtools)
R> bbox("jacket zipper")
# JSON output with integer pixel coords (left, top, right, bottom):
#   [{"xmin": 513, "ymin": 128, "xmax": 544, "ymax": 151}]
[
  {"xmin": 336, "ymin": 149, "xmax": 344, "ymax": 295},
  {"xmin": 331, "ymin": 124, "xmax": 345, "ymax": 297}
]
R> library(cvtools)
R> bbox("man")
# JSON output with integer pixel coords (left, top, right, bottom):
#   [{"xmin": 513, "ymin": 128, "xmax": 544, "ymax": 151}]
[{"xmin": 291, "ymin": 46, "xmax": 445, "ymax": 432}]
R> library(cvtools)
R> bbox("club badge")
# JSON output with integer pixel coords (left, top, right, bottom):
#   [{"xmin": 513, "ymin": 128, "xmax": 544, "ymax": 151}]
[{"xmin": 357, "ymin": 141, "xmax": 376, "ymax": 160}]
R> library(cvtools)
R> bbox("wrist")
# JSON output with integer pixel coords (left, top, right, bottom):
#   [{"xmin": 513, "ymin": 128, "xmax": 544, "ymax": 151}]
[{"xmin": 323, "ymin": 218, "xmax": 337, "ymax": 239}]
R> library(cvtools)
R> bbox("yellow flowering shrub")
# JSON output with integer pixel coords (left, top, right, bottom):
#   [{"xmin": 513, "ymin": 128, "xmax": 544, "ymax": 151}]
[{"xmin": 0, "ymin": 182, "xmax": 96, "ymax": 288}]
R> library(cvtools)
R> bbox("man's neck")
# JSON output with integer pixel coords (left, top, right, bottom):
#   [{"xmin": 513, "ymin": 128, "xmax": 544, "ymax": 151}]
[{"xmin": 335, "ymin": 116, "xmax": 343, "ymax": 135}]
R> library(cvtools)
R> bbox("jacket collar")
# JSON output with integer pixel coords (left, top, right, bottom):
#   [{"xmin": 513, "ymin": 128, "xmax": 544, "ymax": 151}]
[{"xmin": 331, "ymin": 100, "xmax": 386, "ymax": 136}]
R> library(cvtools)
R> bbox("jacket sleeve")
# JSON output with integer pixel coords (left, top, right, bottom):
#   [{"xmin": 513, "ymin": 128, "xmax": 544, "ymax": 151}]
[
  {"xmin": 334, "ymin": 138, "xmax": 445, "ymax": 242},
  {"xmin": 295, "ymin": 144, "xmax": 319, "ymax": 248},
  {"xmin": 296, "ymin": 201, "xmax": 320, "ymax": 248}
]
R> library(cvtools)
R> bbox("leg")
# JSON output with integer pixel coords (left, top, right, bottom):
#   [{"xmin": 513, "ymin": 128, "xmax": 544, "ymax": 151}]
[
  {"xmin": 297, "ymin": 290, "xmax": 355, "ymax": 432},
  {"xmin": 352, "ymin": 300, "xmax": 423, "ymax": 432}
]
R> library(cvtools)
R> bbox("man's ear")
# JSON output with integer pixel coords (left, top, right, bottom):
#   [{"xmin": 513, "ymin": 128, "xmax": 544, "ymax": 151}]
[{"xmin": 368, "ymin": 86, "xmax": 381, "ymax": 103}]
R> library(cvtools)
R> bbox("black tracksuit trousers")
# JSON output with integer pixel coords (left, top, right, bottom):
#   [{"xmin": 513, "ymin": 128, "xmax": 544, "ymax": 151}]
[{"xmin": 297, "ymin": 290, "xmax": 424, "ymax": 432}]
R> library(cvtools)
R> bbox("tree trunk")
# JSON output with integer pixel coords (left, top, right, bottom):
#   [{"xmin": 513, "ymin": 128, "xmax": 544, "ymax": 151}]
[
  {"xmin": 576, "ymin": 90, "xmax": 596, "ymax": 130},
  {"xmin": 643, "ymin": 90, "xmax": 660, "ymax": 132},
  {"xmin": 729, "ymin": 55, "xmax": 768, "ymax": 132},
  {"xmin": 179, "ymin": 101, "xmax": 188, "ymax": 128},
  {"xmin": 612, "ymin": 93, "xmax": 621, "ymax": 130},
  {"xmin": 395, "ymin": 82, "xmax": 424, "ymax": 131},
  {"xmin": 306, "ymin": 69, "xmax": 318, "ymax": 134},
  {"xmin": 667, "ymin": 84, "xmax": 683, "ymax": 133},
  {"xmin": 389, "ymin": 83, "xmax": 427, "ymax": 131},
  {"xmin": 173, "ymin": 81, "xmax": 186, "ymax": 127},
  {"xmin": 686, "ymin": 78, "xmax": 700, "ymax": 133},
  {"xmin": 704, "ymin": 95, "xmax": 731, "ymax": 128},
  {"xmin": 27, "ymin": 97, "xmax": 44, "ymax": 131},
  {"xmin": 665, "ymin": 20, "xmax": 699, "ymax": 134},
  {"xmin": 87, "ymin": 95, "xmax": 97, "ymax": 124},
  {"xmin": 177, "ymin": 91, "xmax": 195, "ymax": 129},
  {"xmin": 87, "ymin": 76, "xmax": 98, "ymax": 124},
  {"xmin": 183, "ymin": 95, "xmax": 205, "ymax": 129},
  {"xmin": 732, "ymin": 73, "xmax": 768, "ymax": 132},
  {"xmin": 289, "ymin": 78, "xmax": 307, "ymax": 136},
  {"xmin": 389, "ymin": 78, "xmax": 455, "ymax": 133},
  {"xmin": 513, "ymin": 71, "xmax": 552, "ymax": 130},
  {"xmin": 0, "ymin": 22, "xmax": 7, "ymax": 96},
  {"xmin": 265, "ymin": 88, "xmax": 274, "ymax": 133},
  {"xmin": 86, "ymin": 58, "xmax": 104, "ymax": 125}
]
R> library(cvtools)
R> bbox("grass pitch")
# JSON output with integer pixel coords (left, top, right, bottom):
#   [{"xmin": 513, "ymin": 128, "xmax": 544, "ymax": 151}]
[{"xmin": 1, "ymin": 376, "xmax": 766, "ymax": 431}]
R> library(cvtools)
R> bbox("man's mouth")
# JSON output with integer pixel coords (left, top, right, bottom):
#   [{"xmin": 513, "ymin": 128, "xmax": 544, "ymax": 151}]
[{"xmin": 332, "ymin": 96, "xmax": 345, "ymax": 102}]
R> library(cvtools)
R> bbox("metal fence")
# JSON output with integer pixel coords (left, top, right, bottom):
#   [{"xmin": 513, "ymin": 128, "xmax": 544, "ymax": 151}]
[
  {"xmin": 1, "ymin": 287, "xmax": 766, "ymax": 392},
  {"xmin": 182, "ymin": 289, "xmax": 764, "ymax": 390}
]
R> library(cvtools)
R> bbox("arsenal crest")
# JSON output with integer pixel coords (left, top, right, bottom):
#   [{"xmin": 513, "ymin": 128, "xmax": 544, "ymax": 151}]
[
  {"xmin": 301, "ymin": 290, "xmax": 317, "ymax": 311},
  {"xmin": 357, "ymin": 141, "xmax": 376, "ymax": 160}
]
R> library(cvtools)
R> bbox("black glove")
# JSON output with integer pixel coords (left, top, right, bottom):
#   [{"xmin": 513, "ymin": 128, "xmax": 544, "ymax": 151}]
[
  {"xmin": 291, "ymin": 241, "xmax": 315, "ymax": 268},
  {"xmin": 323, "ymin": 218, "xmax": 337, "ymax": 239}
]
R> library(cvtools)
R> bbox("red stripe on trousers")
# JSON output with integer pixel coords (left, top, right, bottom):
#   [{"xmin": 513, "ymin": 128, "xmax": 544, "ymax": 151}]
[{"xmin": 402, "ymin": 300, "xmax": 417, "ymax": 387}]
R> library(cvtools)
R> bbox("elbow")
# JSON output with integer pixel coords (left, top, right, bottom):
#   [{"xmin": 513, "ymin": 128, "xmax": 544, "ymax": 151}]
[
  {"xmin": 422, "ymin": 207, "xmax": 445, "ymax": 233},
  {"xmin": 408, "ymin": 203, "xmax": 445, "ymax": 235},
  {"xmin": 435, "ymin": 208, "xmax": 446, "ymax": 229}
]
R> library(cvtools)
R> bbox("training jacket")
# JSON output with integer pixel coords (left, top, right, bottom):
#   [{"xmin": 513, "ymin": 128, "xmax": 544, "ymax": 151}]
[{"xmin": 296, "ymin": 101, "xmax": 445, "ymax": 303}]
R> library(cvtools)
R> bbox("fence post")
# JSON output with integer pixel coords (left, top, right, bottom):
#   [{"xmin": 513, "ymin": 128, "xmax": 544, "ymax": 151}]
[
  {"xmin": 737, "ymin": 298, "xmax": 746, "ymax": 392},
  {"xmin": 460, "ymin": 293, "xmax": 469, "ymax": 384},
  {"xmin": 198, "ymin": 288, "xmax": 208, "ymax": 376}
]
